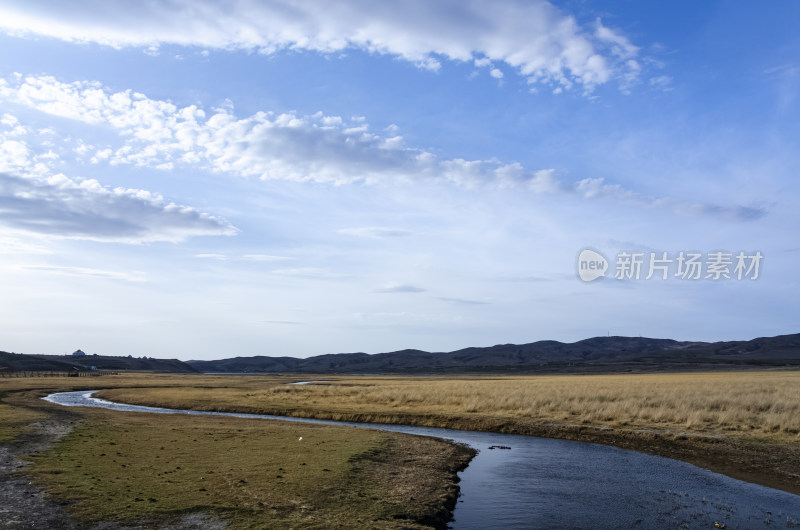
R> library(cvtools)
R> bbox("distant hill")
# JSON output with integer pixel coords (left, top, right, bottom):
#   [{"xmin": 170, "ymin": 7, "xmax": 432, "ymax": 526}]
[
  {"xmin": 4, "ymin": 333, "xmax": 798, "ymax": 375},
  {"xmin": 188, "ymin": 333, "xmax": 800, "ymax": 374},
  {"xmin": 0, "ymin": 351, "xmax": 198, "ymax": 373},
  {"xmin": 0, "ymin": 351, "xmax": 82, "ymax": 372}
]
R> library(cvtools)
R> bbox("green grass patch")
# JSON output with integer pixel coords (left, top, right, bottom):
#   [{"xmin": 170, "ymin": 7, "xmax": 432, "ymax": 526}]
[
  {"xmin": 24, "ymin": 406, "xmax": 469, "ymax": 528},
  {"xmin": 0, "ymin": 401, "xmax": 49, "ymax": 441}
]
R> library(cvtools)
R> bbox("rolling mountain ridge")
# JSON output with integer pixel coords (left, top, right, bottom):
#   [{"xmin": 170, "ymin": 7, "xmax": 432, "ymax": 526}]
[
  {"xmin": 3, "ymin": 334, "xmax": 797, "ymax": 374},
  {"xmin": 0, "ymin": 351, "xmax": 198, "ymax": 373},
  {"xmin": 187, "ymin": 333, "xmax": 800, "ymax": 374}
]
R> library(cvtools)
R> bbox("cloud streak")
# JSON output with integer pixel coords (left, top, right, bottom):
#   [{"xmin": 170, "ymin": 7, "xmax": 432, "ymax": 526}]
[
  {"xmin": 375, "ymin": 284, "xmax": 427, "ymax": 293},
  {"xmin": 0, "ymin": 0, "xmax": 643, "ymax": 93},
  {"xmin": 339, "ymin": 227, "xmax": 412, "ymax": 238},
  {"xmin": 438, "ymin": 297, "xmax": 491, "ymax": 305},
  {"xmin": 271, "ymin": 267, "xmax": 346, "ymax": 279},
  {"xmin": 24, "ymin": 265, "xmax": 147, "ymax": 282},
  {"xmin": 0, "ymin": 74, "xmax": 766, "ymax": 222}
]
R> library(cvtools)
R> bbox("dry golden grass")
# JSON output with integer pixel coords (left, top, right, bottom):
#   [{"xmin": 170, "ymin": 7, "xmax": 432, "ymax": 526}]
[{"xmin": 97, "ymin": 371, "xmax": 800, "ymax": 443}]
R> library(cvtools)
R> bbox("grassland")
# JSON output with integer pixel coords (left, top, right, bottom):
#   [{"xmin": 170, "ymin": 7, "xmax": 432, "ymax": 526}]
[
  {"xmin": 3, "ymin": 370, "xmax": 798, "ymax": 527},
  {"xmin": 0, "ymin": 375, "xmax": 474, "ymax": 528},
  {"xmin": 95, "ymin": 370, "xmax": 800, "ymax": 495}
]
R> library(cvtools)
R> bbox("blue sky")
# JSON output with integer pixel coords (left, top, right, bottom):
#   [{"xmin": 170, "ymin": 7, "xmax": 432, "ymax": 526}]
[{"xmin": 0, "ymin": 1, "xmax": 798, "ymax": 359}]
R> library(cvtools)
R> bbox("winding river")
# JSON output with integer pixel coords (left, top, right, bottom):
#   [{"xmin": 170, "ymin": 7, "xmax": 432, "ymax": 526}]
[{"xmin": 44, "ymin": 390, "xmax": 800, "ymax": 529}]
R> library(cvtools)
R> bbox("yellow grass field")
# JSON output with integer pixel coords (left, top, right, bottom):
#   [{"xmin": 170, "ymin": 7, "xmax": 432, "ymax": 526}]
[{"xmin": 99, "ymin": 371, "xmax": 800, "ymax": 440}]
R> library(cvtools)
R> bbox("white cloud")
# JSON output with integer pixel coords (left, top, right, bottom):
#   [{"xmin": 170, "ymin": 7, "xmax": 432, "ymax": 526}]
[
  {"xmin": 24, "ymin": 265, "xmax": 147, "ymax": 282},
  {"xmin": 271, "ymin": 267, "xmax": 346, "ymax": 279},
  {"xmin": 438, "ymin": 297, "xmax": 491, "ymax": 305},
  {"xmin": 338, "ymin": 227, "xmax": 412, "ymax": 238},
  {"xmin": 194, "ymin": 253, "xmax": 292, "ymax": 262},
  {"xmin": 0, "ymin": 233, "xmax": 52, "ymax": 254},
  {"xmin": 1, "ymin": 113, "xmax": 19, "ymax": 127},
  {"xmin": 525, "ymin": 168, "xmax": 563, "ymax": 193},
  {"xmin": 595, "ymin": 19, "xmax": 638, "ymax": 60},
  {"xmin": 0, "ymin": 171, "xmax": 238, "ymax": 243},
  {"xmin": 0, "ymin": 0, "xmax": 645, "ymax": 93},
  {"xmin": 0, "ymin": 74, "xmax": 766, "ymax": 222},
  {"xmin": 0, "ymin": 123, "xmax": 70, "ymax": 178},
  {"xmin": 241, "ymin": 254, "xmax": 292, "ymax": 262},
  {"xmin": 649, "ymin": 75, "xmax": 673, "ymax": 91},
  {"xmin": 0, "ymin": 138, "xmax": 30, "ymax": 172},
  {"xmin": 0, "ymin": 111, "xmax": 241, "ymax": 243},
  {"xmin": 375, "ymin": 284, "xmax": 426, "ymax": 293},
  {"xmin": 574, "ymin": 177, "xmax": 767, "ymax": 221}
]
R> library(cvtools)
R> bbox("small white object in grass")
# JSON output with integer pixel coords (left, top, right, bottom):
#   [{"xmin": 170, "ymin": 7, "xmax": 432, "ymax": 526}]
[{"xmin": 298, "ymin": 436, "xmax": 303, "ymax": 441}]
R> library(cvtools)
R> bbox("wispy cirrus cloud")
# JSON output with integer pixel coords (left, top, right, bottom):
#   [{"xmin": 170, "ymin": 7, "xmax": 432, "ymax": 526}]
[
  {"xmin": 573, "ymin": 177, "xmax": 768, "ymax": 221},
  {"xmin": 491, "ymin": 275, "xmax": 552, "ymax": 283},
  {"xmin": 0, "ymin": 233, "xmax": 52, "ymax": 254},
  {"xmin": 0, "ymin": 74, "xmax": 766, "ymax": 222},
  {"xmin": 0, "ymin": 0, "xmax": 644, "ymax": 94},
  {"xmin": 194, "ymin": 253, "xmax": 293, "ymax": 262},
  {"xmin": 375, "ymin": 284, "xmax": 427, "ymax": 293},
  {"xmin": 242, "ymin": 254, "xmax": 293, "ymax": 262},
  {"xmin": 438, "ymin": 296, "xmax": 491, "ymax": 305},
  {"xmin": 339, "ymin": 227, "xmax": 412, "ymax": 238},
  {"xmin": 271, "ymin": 267, "xmax": 346, "ymax": 279},
  {"xmin": 24, "ymin": 265, "xmax": 147, "ymax": 282}
]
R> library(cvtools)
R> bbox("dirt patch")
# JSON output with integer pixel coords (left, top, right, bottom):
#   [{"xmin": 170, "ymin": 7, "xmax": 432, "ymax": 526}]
[
  {"xmin": 348, "ymin": 435, "xmax": 475, "ymax": 529},
  {"xmin": 0, "ymin": 405, "xmax": 81, "ymax": 529}
]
